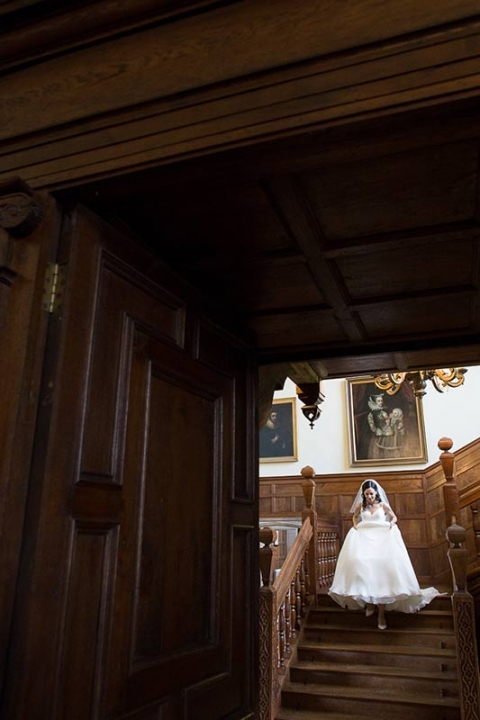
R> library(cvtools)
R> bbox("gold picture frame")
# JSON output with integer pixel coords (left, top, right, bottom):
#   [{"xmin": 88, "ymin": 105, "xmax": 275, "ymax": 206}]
[
  {"xmin": 259, "ymin": 398, "xmax": 298, "ymax": 463},
  {"xmin": 346, "ymin": 376, "xmax": 427, "ymax": 466}
]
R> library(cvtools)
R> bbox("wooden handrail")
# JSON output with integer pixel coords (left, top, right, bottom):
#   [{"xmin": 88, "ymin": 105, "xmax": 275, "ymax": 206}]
[
  {"xmin": 259, "ymin": 519, "xmax": 312, "ymax": 720},
  {"xmin": 259, "ymin": 466, "xmax": 340, "ymax": 720},
  {"xmin": 273, "ymin": 518, "xmax": 312, "ymax": 608}
]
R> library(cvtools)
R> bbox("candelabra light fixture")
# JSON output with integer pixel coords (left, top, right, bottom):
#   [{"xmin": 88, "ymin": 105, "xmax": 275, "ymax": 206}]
[{"xmin": 373, "ymin": 368, "xmax": 468, "ymax": 398}]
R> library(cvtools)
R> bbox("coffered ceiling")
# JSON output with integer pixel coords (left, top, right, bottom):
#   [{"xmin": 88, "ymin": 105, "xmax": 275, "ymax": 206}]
[{"xmin": 68, "ymin": 100, "xmax": 480, "ymax": 377}]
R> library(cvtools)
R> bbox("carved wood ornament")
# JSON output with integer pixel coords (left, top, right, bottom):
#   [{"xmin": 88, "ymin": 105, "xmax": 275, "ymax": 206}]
[
  {"xmin": 0, "ymin": 178, "xmax": 43, "ymax": 286},
  {"xmin": 0, "ymin": 178, "xmax": 43, "ymax": 237},
  {"xmin": 258, "ymin": 361, "xmax": 327, "ymax": 430}
]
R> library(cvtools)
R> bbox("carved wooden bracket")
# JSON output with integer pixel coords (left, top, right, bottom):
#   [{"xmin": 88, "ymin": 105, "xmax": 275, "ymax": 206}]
[
  {"xmin": 296, "ymin": 381, "xmax": 325, "ymax": 429},
  {"xmin": 258, "ymin": 361, "xmax": 327, "ymax": 429},
  {"xmin": 0, "ymin": 178, "xmax": 43, "ymax": 238},
  {"xmin": 0, "ymin": 178, "xmax": 43, "ymax": 289}
]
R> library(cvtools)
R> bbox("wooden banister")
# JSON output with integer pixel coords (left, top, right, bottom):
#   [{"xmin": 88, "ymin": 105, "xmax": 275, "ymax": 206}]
[
  {"xmin": 259, "ymin": 520, "xmax": 311, "ymax": 720},
  {"xmin": 273, "ymin": 519, "xmax": 312, "ymax": 605},
  {"xmin": 259, "ymin": 466, "xmax": 340, "ymax": 720},
  {"xmin": 446, "ymin": 521, "xmax": 480, "ymax": 720},
  {"xmin": 440, "ymin": 438, "xmax": 480, "ymax": 720}
]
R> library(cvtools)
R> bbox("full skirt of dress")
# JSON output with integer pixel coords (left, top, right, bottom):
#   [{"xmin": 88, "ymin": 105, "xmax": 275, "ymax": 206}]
[{"xmin": 328, "ymin": 518, "xmax": 442, "ymax": 613}]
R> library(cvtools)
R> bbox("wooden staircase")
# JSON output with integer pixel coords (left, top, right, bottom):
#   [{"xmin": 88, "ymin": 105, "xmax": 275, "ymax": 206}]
[{"xmin": 276, "ymin": 594, "xmax": 460, "ymax": 720}]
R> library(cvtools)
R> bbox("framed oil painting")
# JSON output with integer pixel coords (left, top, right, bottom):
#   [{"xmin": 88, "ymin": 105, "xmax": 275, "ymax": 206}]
[
  {"xmin": 346, "ymin": 376, "xmax": 427, "ymax": 466},
  {"xmin": 260, "ymin": 398, "xmax": 298, "ymax": 463}
]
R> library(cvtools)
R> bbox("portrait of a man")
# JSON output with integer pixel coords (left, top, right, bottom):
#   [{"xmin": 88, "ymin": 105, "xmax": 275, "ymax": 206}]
[{"xmin": 259, "ymin": 399, "xmax": 297, "ymax": 463}]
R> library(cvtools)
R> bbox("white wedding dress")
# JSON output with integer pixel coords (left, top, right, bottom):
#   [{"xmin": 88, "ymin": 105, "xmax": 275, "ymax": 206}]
[{"xmin": 328, "ymin": 506, "xmax": 442, "ymax": 613}]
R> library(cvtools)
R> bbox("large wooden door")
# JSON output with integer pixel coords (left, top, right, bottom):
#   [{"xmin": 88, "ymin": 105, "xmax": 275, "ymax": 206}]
[{"xmin": 2, "ymin": 205, "xmax": 258, "ymax": 720}]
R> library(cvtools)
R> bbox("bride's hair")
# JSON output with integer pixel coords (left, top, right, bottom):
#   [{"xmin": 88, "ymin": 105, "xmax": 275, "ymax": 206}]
[{"xmin": 361, "ymin": 479, "xmax": 381, "ymax": 509}]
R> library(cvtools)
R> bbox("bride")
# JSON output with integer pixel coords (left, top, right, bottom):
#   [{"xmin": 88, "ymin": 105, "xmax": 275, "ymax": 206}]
[{"xmin": 328, "ymin": 479, "xmax": 442, "ymax": 629}]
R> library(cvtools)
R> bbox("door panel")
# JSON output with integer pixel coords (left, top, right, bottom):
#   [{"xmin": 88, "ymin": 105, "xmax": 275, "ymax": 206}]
[{"xmin": 3, "ymin": 205, "xmax": 258, "ymax": 720}]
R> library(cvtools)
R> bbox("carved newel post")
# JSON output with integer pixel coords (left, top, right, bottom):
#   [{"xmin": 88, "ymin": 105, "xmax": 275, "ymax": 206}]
[
  {"xmin": 259, "ymin": 527, "xmax": 277, "ymax": 588},
  {"xmin": 446, "ymin": 522, "xmax": 480, "ymax": 720},
  {"xmin": 301, "ymin": 466, "xmax": 319, "ymax": 601},
  {"xmin": 438, "ymin": 437, "xmax": 460, "ymax": 528},
  {"xmin": 259, "ymin": 527, "xmax": 279, "ymax": 720}
]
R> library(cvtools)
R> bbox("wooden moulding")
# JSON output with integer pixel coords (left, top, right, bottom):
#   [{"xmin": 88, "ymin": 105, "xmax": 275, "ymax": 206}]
[
  {"xmin": 0, "ymin": 178, "xmax": 43, "ymax": 238},
  {"xmin": 3, "ymin": 5, "xmax": 480, "ymax": 189}
]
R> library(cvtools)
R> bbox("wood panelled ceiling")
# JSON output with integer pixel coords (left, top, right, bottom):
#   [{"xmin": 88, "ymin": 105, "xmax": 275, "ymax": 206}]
[
  {"xmin": 3, "ymin": 0, "xmax": 480, "ymax": 378},
  {"xmin": 67, "ymin": 101, "xmax": 480, "ymax": 377}
]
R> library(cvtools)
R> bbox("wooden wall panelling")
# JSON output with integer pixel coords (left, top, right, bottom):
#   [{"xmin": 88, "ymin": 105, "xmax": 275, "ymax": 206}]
[
  {"xmin": 260, "ymin": 439, "xmax": 480, "ymax": 585},
  {"xmin": 259, "ymin": 466, "xmax": 469, "ymax": 585},
  {"xmin": 184, "ymin": 525, "xmax": 256, "ymax": 720},
  {"xmin": 455, "ymin": 440, "xmax": 480, "ymax": 500},
  {"xmin": 54, "ymin": 524, "xmax": 119, "ymax": 719},
  {"xmin": 195, "ymin": 316, "xmax": 256, "ymax": 503},
  {"xmin": 2, "ymin": 204, "xmax": 257, "ymax": 720}
]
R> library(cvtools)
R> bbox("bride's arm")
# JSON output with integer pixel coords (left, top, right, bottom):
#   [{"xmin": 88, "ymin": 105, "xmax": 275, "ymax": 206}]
[
  {"xmin": 352, "ymin": 502, "xmax": 361, "ymax": 529},
  {"xmin": 383, "ymin": 502, "xmax": 398, "ymax": 527}
]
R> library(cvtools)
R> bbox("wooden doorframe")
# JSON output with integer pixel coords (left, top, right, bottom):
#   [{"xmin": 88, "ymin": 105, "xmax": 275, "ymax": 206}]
[{"xmin": 0, "ymin": 184, "xmax": 62, "ymax": 689}]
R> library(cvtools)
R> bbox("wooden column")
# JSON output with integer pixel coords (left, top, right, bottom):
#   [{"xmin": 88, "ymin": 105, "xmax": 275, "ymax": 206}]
[
  {"xmin": 438, "ymin": 437, "xmax": 460, "ymax": 526},
  {"xmin": 301, "ymin": 465, "xmax": 319, "ymax": 600}
]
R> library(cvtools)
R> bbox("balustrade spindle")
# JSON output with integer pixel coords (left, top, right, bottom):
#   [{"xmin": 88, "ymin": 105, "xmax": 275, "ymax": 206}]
[
  {"xmin": 278, "ymin": 603, "xmax": 286, "ymax": 668},
  {"xmin": 304, "ymin": 549, "xmax": 311, "ymax": 603},
  {"xmin": 295, "ymin": 567, "xmax": 302, "ymax": 627},
  {"xmin": 290, "ymin": 579, "xmax": 297, "ymax": 639},
  {"xmin": 300, "ymin": 558, "xmax": 307, "ymax": 616},
  {"xmin": 471, "ymin": 502, "xmax": 480, "ymax": 559},
  {"xmin": 284, "ymin": 590, "xmax": 291, "ymax": 658}
]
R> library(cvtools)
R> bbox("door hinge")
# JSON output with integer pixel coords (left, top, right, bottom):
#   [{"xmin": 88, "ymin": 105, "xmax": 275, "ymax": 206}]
[{"xmin": 42, "ymin": 262, "xmax": 66, "ymax": 315}]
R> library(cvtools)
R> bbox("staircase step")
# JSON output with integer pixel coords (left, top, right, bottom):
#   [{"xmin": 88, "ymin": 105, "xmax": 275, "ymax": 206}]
[
  {"xmin": 281, "ymin": 680, "xmax": 460, "ymax": 720},
  {"xmin": 276, "ymin": 592, "xmax": 460, "ymax": 719},
  {"xmin": 298, "ymin": 639, "xmax": 457, "ymax": 673},
  {"xmin": 303, "ymin": 624, "xmax": 456, "ymax": 648},
  {"xmin": 276, "ymin": 710, "xmax": 372, "ymax": 720},
  {"xmin": 308, "ymin": 606, "xmax": 454, "ymax": 630},
  {"xmin": 315, "ymin": 592, "xmax": 451, "ymax": 609},
  {"xmin": 290, "ymin": 660, "xmax": 459, "ymax": 696}
]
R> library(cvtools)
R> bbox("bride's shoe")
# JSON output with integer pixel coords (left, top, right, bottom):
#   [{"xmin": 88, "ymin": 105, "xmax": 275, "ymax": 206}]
[
  {"xmin": 378, "ymin": 621, "xmax": 387, "ymax": 630},
  {"xmin": 365, "ymin": 603, "xmax": 375, "ymax": 617}
]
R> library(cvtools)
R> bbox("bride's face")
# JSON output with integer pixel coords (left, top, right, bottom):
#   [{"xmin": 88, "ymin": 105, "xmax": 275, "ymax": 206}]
[{"xmin": 364, "ymin": 488, "xmax": 377, "ymax": 505}]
